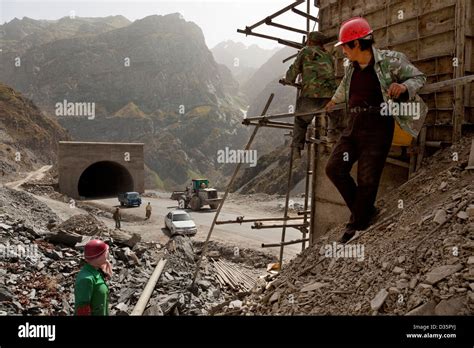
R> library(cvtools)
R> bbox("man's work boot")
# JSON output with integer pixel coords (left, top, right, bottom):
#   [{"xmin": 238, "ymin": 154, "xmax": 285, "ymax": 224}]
[{"xmin": 338, "ymin": 226, "xmax": 356, "ymax": 244}]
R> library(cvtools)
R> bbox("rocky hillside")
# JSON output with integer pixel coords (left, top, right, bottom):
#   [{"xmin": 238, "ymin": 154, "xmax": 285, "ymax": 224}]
[
  {"xmin": 231, "ymin": 143, "xmax": 307, "ymax": 195},
  {"xmin": 221, "ymin": 134, "xmax": 474, "ymax": 315},
  {"xmin": 211, "ymin": 41, "xmax": 279, "ymax": 87},
  {"xmin": 241, "ymin": 46, "xmax": 299, "ymax": 154},
  {"xmin": 0, "ymin": 83, "xmax": 70, "ymax": 176},
  {"xmin": 0, "ymin": 16, "xmax": 131, "ymax": 54},
  {"xmin": 0, "ymin": 14, "xmax": 239, "ymax": 114},
  {"xmin": 0, "ymin": 14, "xmax": 250, "ymax": 190},
  {"xmin": 242, "ymin": 46, "xmax": 296, "ymax": 106}
]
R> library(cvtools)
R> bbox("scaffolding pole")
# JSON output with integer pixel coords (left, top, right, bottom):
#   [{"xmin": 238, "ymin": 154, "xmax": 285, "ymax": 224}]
[{"xmin": 191, "ymin": 94, "xmax": 275, "ymax": 287}]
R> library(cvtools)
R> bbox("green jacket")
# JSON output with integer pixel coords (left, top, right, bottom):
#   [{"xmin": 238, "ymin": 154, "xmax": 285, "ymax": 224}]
[
  {"xmin": 74, "ymin": 263, "xmax": 109, "ymax": 316},
  {"xmin": 285, "ymin": 45, "xmax": 337, "ymax": 99},
  {"xmin": 331, "ymin": 46, "xmax": 427, "ymax": 137}
]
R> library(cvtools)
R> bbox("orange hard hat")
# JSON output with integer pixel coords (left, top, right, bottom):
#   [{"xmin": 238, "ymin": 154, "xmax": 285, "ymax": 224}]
[
  {"xmin": 335, "ymin": 17, "xmax": 373, "ymax": 47},
  {"xmin": 84, "ymin": 239, "xmax": 108, "ymax": 260}
]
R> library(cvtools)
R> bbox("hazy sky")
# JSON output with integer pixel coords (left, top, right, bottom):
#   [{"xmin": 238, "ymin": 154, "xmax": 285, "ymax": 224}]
[{"xmin": 0, "ymin": 0, "xmax": 319, "ymax": 49}]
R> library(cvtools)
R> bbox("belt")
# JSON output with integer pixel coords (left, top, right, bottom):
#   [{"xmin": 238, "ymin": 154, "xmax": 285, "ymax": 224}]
[{"xmin": 349, "ymin": 106, "xmax": 382, "ymax": 114}]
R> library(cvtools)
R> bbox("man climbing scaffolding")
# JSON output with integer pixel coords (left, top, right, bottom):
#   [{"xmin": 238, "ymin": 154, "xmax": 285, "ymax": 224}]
[{"xmin": 280, "ymin": 31, "xmax": 337, "ymax": 159}]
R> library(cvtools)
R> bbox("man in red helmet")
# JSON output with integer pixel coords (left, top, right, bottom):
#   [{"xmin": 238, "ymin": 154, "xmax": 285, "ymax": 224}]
[
  {"xmin": 325, "ymin": 17, "xmax": 427, "ymax": 243},
  {"xmin": 74, "ymin": 239, "xmax": 112, "ymax": 315}
]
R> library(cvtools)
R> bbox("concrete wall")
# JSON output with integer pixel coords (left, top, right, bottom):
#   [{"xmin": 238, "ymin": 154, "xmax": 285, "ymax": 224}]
[
  {"xmin": 58, "ymin": 141, "xmax": 144, "ymax": 199},
  {"xmin": 308, "ymin": 0, "xmax": 471, "ymax": 239},
  {"xmin": 311, "ymin": 145, "xmax": 408, "ymax": 240}
]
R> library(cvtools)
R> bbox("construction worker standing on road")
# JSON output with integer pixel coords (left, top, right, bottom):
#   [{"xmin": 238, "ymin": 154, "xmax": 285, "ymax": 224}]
[
  {"xmin": 145, "ymin": 202, "xmax": 152, "ymax": 220},
  {"xmin": 113, "ymin": 207, "xmax": 121, "ymax": 229},
  {"xmin": 325, "ymin": 17, "xmax": 427, "ymax": 243},
  {"xmin": 281, "ymin": 31, "xmax": 337, "ymax": 158},
  {"xmin": 74, "ymin": 239, "xmax": 112, "ymax": 315}
]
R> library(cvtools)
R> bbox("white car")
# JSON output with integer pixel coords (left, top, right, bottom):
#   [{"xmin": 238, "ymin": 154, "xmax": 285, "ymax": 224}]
[{"xmin": 164, "ymin": 210, "xmax": 197, "ymax": 236}]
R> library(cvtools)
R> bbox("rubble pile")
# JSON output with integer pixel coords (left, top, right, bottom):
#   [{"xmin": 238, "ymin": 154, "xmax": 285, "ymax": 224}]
[
  {"xmin": 194, "ymin": 240, "xmax": 276, "ymax": 268},
  {"xmin": 0, "ymin": 189, "xmax": 266, "ymax": 316},
  {"xmin": 219, "ymin": 135, "xmax": 474, "ymax": 316},
  {"xmin": 138, "ymin": 236, "xmax": 268, "ymax": 315},
  {"xmin": 21, "ymin": 183, "xmax": 56, "ymax": 196},
  {"xmin": 54, "ymin": 214, "xmax": 109, "ymax": 236},
  {"xmin": 0, "ymin": 187, "xmax": 58, "ymax": 234},
  {"xmin": 20, "ymin": 170, "xmax": 58, "ymax": 196}
]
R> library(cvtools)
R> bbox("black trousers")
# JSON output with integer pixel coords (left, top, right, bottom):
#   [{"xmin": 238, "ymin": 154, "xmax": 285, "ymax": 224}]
[
  {"xmin": 292, "ymin": 97, "xmax": 330, "ymax": 150},
  {"xmin": 325, "ymin": 111, "xmax": 394, "ymax": 230}
]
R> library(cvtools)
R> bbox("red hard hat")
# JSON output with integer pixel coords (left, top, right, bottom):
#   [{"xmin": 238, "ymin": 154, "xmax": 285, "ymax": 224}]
[
  {"xmin": 84, "ymin": 239, "xmax": 108, "ymax": 260},
  {"xmin": 335, "ymin": 17, "xmax": 373, "ymax": 47}
]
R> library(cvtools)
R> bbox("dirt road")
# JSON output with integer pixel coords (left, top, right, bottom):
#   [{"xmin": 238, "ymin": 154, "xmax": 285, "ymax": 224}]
[
  {"xmin": 4, "ymin": 165, "xmax": 303, "ymax": 261},
  {"xmin": 4, "ymin": 165, "xmax": 52, "ymax": 189},
  {"xmin": 88, "ymin": 193, "xmax": 303, "ymax": 260}
]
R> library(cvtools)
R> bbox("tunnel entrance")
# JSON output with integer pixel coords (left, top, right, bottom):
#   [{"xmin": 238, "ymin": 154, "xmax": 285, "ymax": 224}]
[{"xmin": 78, "ymin": 161, "xmax": 134, "ymax": 198}]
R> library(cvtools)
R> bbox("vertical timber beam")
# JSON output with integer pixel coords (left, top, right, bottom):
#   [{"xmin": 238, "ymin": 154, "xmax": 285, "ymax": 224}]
[
  {"xmin": 309, "ymin": 125, "xmax": 318, "ymax": 246},
  {"xmin": 453, "ymin": 0, "xmax": 466, "ymax": 142}
]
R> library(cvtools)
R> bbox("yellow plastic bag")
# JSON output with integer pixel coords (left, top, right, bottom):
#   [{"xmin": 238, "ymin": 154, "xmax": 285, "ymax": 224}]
[{"xmin": 392, "ymin": 121, "xmax": 413, "ymax": 146}]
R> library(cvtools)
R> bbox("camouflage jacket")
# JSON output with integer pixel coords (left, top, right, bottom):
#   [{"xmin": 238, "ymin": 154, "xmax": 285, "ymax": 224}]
[
  {"xmin": 285, "ymin": 45, "xmax": 337, "ymax": 99},
  {"xmin": 331, "ymin": 47, "xmax": 427, "ymax": 137}
]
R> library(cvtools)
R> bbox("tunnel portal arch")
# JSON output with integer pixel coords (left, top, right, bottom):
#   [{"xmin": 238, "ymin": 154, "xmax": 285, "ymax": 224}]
[
  {"xmin": 58, "ymin": 141, "xmax": 144, "ymax": 199},
  {"xmin": 78, "ymin": 161, "xmax": 134, "ymax": 198}
]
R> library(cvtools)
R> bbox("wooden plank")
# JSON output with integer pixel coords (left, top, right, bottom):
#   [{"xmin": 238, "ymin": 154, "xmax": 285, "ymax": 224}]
[
  {"xmin": 408, "ymin": 138, "xmax": 418, "ymax": 178},
  {"xmin": 386, "ymin": 157, "xmax": 410, "ymax": 168},
  {"xmin": 419, "ymin": 75, "xmax": 474, "ymax": 94},
  {"xmin": 416, "ymin": 126, "xmax": 427, "ymax": 171}
]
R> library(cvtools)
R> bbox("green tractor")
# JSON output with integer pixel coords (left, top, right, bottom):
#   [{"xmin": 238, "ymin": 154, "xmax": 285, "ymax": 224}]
[{"xmin": 171, "ymin": 179, "xmax": 222, "ymax": 211}]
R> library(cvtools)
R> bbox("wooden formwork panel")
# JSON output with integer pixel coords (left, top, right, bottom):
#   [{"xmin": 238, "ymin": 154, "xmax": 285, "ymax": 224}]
[
  {"xmin": 420, "ymin": 0, "xmax": 457, "ymax": 13},
  {"xmin": 387, "ymin": 37, "xmax": 418, "ymax": 60},
  {"xmin": 424, "ymin": 92, "xmax": 454, "ymax": 109},
  {"xmin": 318, "ymin": 0, "xmax": 457, "ymax": 30},
  {"xmin": 466, "ymin": 83, "xmax": 474, "ymax": 107},
  {"xmin": 426, "ymin": 111, "xmax": 436, "ymax": 125},
  {"xmin": 387, "ymin": 0, "xmax": 418, "ymax": 25},
  {"xmin": 385, "ymin": 19, "xmax": 418, "ymax": 46},
  {"xmin": 317, "ymin": 0, "xmax": 473, "ymax": 139},
  {"xmin": 420, "ymin": 32, "xmax": 456, "ymax": 59},
  {"xmin": 416, "ymin": 56, "xmax": 454, "ymax": 76},
  {"xmin": 466, "ymin": 38, "xmax": 473, "ymax": 72},
  {"xmin": 467, "ymin": 0, "xmax": 474, "ymax": 36},
  {"xmin": 434, "ymin": 91, "xmax": 455, "ymax": 109},
  {"xmin": 466, "ymin": 108, "xmax": 474, "ymax": 123},
  {"xmin": 435, "ymin": 111, "xmax": 453, "ymax": 125},
  {"xmin": 426, "ymin": 125, "xmax": 454, "ymax": 142},
  {"xmin": 418, "ymin": 6, "xmax": 456, "ymax": 37}
]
